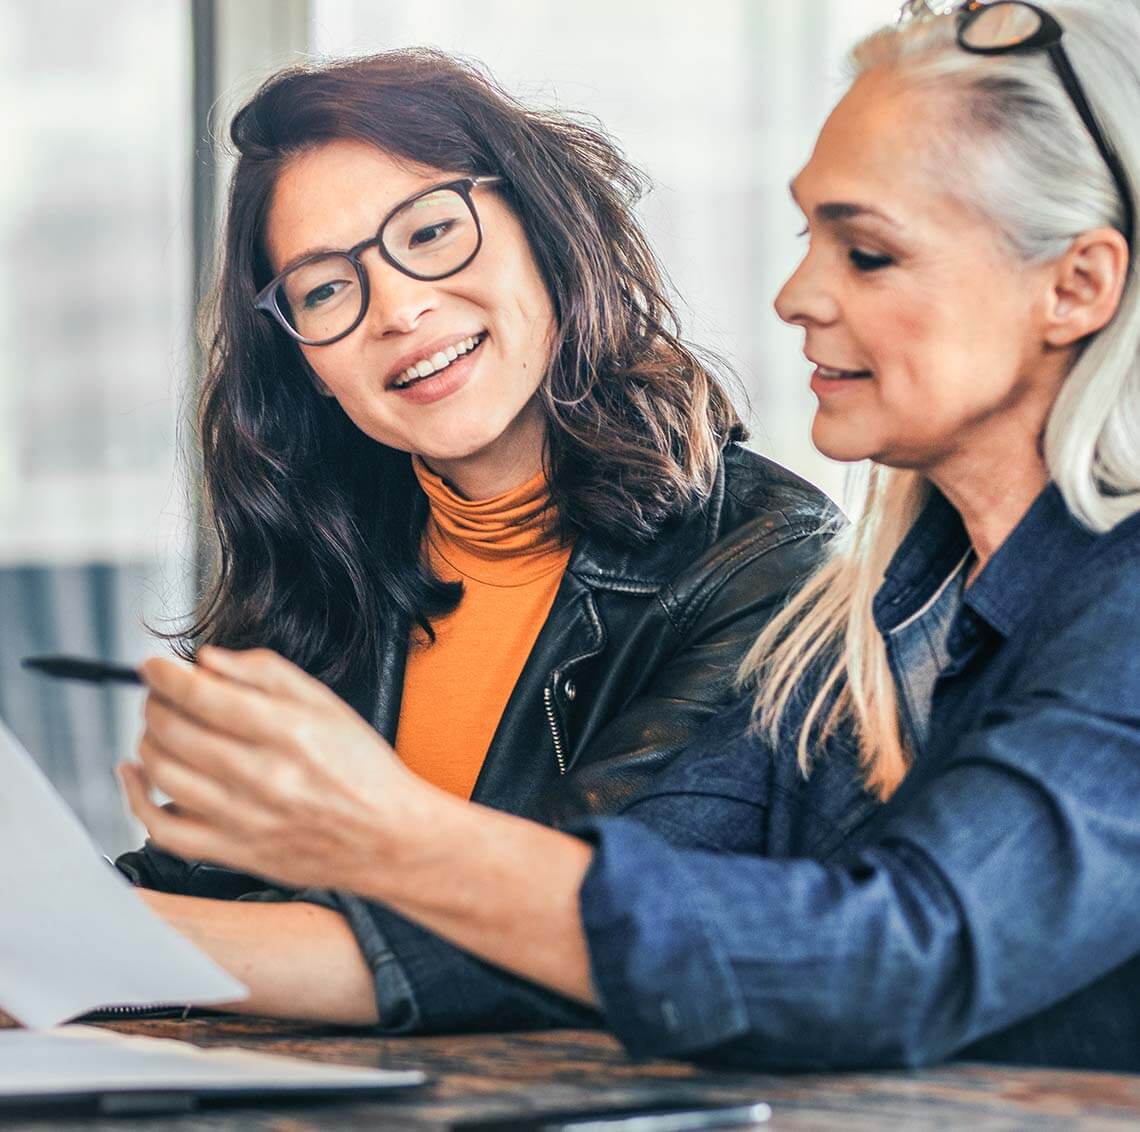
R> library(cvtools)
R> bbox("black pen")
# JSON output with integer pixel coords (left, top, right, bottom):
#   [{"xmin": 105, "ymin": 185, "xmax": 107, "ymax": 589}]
[
  {"xmin": 21, "ymin": 655, "xmax": 143, "ymax": 686},
  {"xmin": 454, "ymin": 1100, "xmax": 771, "ymax": 1131}
]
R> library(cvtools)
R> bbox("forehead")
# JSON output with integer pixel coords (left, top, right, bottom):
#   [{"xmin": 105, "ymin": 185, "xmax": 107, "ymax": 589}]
[
  {"xmin": 794, "ymin": 67, "xmax": 953, "ymax": 209},
  {"xmin": 264, "ymin": 139, "xmax": 453, "ymax": 272}
]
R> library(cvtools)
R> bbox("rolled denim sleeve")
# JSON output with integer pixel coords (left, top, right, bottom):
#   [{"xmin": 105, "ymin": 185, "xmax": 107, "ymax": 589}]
[
  {"xmin": 575, "ymin": 567, "xmax": 1140, "ymax": 1070},
  {"xmin": 302, "ymin": 888, "xmax": 598, "ymax": 1034}
]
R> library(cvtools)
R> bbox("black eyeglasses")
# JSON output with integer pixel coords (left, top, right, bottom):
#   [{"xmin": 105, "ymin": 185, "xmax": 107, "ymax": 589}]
[
  {"xmin": 897, "ymin": 1, "xmax": 1133, "ymax": 247},
  {"xmin": 254, "ymin": 175, "xmax": 504, "ymax": 347}
]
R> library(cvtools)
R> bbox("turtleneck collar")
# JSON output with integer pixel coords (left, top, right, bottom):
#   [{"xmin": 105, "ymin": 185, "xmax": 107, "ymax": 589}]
[{"xmin": 413, "ymin": 456, "xmax": 569, "ymax": 584}]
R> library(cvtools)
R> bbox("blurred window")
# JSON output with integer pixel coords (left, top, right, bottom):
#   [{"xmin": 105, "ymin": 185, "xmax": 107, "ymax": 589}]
[{"xmin": 0, "ymin": 3, "xmax": 192, "ymax": 854}]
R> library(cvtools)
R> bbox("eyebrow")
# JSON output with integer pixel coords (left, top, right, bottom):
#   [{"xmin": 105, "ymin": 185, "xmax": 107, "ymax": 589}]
[
  {"xmin": 788, "ymin": 183, "xmax": 900, "ymax": 228},
  {"xmin": 272, "ymin": 182, "xmax": 467, "ymax": 276},
  {"xmin": 276, "ymin": 244, "xmax": 347, "ymax": 275}
]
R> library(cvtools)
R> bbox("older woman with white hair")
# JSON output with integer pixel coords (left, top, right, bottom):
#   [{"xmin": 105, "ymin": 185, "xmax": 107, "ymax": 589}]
[{"xmin": 123, "ymin": 0, "xmax": 1140, "ymax": 1070}]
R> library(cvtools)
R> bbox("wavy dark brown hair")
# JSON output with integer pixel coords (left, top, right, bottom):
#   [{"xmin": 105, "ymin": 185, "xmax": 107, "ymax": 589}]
[{"xmin": 179, "ymin": 49, "xmax": 746, "ymax": 708}]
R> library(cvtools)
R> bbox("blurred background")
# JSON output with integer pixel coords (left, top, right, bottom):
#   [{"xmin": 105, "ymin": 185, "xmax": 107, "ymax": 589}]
[{"xmin": 1, "ymin": 0, "xmax": 893, "ymax": 855}]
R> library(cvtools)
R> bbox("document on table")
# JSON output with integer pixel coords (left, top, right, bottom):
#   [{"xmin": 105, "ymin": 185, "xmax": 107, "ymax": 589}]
[
  {"xmin": 0, "ymin": 1027, "xmax": 426, "ymax": 1111},
  {"xmin": 0, "ymin": 718, "xmax": 247, "ymax": 1028}
]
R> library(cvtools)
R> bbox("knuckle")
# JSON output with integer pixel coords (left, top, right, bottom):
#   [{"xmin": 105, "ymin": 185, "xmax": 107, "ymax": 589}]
[
  {"xmin": 137, "ymin": 735, "xmax": 156, "ymax": 767},
  {"xmin": 249, "ymin": 647, "xmax": 278, "ymax": 671},
  {"xmin": 268, "ymin": 758, "xmax": 308, "ymax": 807},
  {"xmin": 142, "ymin": 695, "xmax": 162, "ymax": 729},
  {"xmin": 183, "ymin": 674, "xmax": 211, "ymax": 717}
]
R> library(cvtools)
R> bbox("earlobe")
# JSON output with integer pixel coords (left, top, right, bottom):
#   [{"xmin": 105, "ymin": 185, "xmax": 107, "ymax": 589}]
[{"xmin": 1043, "ymin": 228, "xmax": 1129, "ymax": 347}]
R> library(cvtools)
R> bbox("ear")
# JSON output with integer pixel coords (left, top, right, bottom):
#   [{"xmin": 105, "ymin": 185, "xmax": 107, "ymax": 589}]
[{"xmin": 1043, "ymin": 227, "xmax": 1130, "ymax": 348}]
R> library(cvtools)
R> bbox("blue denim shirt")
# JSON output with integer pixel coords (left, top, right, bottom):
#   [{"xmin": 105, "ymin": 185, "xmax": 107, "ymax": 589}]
[
  {"xmin": 319, "ymin": 484, "xmax": 1140, "ymax": 1071},
  {"xmin": 579, "ymin": 484, "xmax": 1140, "ymax": 1070}
]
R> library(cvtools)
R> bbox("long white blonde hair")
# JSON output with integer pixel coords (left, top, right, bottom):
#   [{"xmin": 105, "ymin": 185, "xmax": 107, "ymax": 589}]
[{"xmin": 742, "ymin": 0, "xmax": 1140, "ymax": 799}]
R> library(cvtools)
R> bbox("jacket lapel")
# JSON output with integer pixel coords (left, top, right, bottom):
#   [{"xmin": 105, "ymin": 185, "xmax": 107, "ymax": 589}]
[{"xmin": 469, "ymin": 570, "xmax": 604, "ymax": 814}]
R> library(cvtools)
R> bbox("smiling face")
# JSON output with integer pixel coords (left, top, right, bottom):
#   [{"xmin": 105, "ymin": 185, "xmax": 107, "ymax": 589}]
[
  {"xmin": 776, "ymin": 66, "xmax": 1069, "ymax": 475},
  {"xmin": 264, "ymin": 140, "xmax": 557, "ymax": 497}
]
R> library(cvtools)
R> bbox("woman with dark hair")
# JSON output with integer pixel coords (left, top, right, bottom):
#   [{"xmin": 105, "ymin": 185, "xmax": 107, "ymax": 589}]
[{"xmin": 115, "ymin": 49, "xmax": 838, "ymax": 1017}]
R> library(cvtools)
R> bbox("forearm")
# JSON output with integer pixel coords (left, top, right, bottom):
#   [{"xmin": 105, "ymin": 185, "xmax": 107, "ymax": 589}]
[
  {"xmin": 344, "ymin": 784, "xmax": 598, "ymax": 1007},
  {"xmin": 140, "ymin": 891, "xmax": 379, "ymax": 1025}
]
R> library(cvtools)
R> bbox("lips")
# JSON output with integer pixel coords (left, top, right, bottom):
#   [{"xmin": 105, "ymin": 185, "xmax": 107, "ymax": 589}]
[{"xmin": 387, "ymin": 332, "xmax": 488, "ymax": 390}]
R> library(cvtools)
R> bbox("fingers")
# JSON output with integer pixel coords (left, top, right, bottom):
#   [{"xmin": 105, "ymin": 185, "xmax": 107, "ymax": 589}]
[
  {"xmin": 194, "ymin": 646, "xmax": 336, "ymax": 709},
  {"xmin": 140, "ymin": 647, "xmax": 339, "ymax": 746},
  {"xmin": 140, "ymin": 656, "xmax": 285, "ymax": 745},
  {"xmin": 142, "ymin": 694, "xmax": 262, "ymax": 793},
  {"xmin": 136, "ymin": 730, "xmax": 247, "ymax": 826},
  {"xmin": 118, "ymin": 762, "xmax": 225, "ymax": 865}
]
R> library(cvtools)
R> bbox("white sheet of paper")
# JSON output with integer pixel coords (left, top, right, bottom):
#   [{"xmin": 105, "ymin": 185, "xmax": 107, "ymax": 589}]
[
  {"xmin": 0, "ymin": 1027, "xmax": 425, "ymax": 1097},
  {"xmin": 0, "ymin": 719, "xmax": 247, "ymax": 1028}
]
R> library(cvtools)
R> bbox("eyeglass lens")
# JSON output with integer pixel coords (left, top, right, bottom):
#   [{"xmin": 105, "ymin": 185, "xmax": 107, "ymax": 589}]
[
  {"xmin": 959, "ymin": 3, "xmax": 1042, "ymax": 49},
  {"xmin": 274, "ymin": 187, "xmax": 480, "ymax": 343}
]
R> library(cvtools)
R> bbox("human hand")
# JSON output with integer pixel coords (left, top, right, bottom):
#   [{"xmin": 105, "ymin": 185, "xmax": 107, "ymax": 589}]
[{"xmin": 120, "ymin": 646, "xmax": 428, "ymax": 892}]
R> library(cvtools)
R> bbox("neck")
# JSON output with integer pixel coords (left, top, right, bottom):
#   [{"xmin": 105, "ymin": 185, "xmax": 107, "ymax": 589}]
[
  {"xmin": 927, "ymin": 445, "xmax": 1049, "ymax": 577},
  {"xmin": 421, "ymin": 400, "xmax": 546, "ymax": 501}
]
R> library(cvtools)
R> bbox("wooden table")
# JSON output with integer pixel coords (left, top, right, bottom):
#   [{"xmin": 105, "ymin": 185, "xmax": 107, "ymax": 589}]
[{"xmin": 6, "ymin": 1016, "xmax": 1140, "ymax": 1129}]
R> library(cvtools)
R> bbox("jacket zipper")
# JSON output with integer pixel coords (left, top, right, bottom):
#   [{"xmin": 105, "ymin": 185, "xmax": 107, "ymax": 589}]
[{"xmin": 543, "ymin": 685, "xmax": 567, "ymax": 775}]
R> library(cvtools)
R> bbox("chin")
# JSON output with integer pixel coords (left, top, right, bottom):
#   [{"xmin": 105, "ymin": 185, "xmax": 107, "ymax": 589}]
[
  {"xmin": 811, "ymin": 420, "xmax": 877, "ymax": 465},
  {"xmin": 415, "ymin": 425, "xmax": 509, "ymax": 464}
]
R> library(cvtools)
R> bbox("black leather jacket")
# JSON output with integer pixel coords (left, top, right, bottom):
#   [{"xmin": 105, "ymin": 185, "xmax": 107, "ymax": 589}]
[{"xmin": 118, "ymin": 443, "xmax": 838, "ymax": 896}]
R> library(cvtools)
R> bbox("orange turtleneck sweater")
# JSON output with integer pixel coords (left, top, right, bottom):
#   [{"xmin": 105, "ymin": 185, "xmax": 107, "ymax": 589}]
[{"xmin": 395, "ymin": 458, "xmax": 573, "ymax": 799}]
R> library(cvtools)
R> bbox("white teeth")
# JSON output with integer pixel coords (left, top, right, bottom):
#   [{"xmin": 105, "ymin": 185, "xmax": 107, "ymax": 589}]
[
  {"xmin": 818, "ymin": 364, "xmax": 868, "ymax": 379},
  {"xmin": 394, "ymin": 334, "xmax": 484, "ymax": 388}
]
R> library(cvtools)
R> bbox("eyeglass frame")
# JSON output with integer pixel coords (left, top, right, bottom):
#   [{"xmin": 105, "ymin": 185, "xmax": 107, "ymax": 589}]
[
  {"xmin": 253, "ymin": 174, "xmax": 505, "ymax": 347},
  {"xmin": 897, "ymin": 1, "xmax": 1133, "ymax": 247},
  {"xmin": 953, "ymin": 1, "xmax": 1133, "ymax": 247}
]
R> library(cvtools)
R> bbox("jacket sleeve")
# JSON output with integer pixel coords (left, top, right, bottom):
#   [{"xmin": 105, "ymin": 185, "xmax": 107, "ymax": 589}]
[
  {"xmin": 545, "ymin": 517, "xmax": 835, "ymax": 824},
  {"xmin": 575, "ymin": 566, "xmax": 1140, "ymax": 1070}
]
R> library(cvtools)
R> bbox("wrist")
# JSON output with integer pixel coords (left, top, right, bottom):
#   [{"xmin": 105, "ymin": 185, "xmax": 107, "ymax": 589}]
[{"xmin": 337, "ymin": 764, "xmax": 459, "ymax": 901}]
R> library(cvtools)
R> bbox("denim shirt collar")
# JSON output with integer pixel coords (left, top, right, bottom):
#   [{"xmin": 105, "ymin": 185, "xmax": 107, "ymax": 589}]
[{"xmin": 873, "ymin": 482, "xmax": 1096, "ymax": 641}]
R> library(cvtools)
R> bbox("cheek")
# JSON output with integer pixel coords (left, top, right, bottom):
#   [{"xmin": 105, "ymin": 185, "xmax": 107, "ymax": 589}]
[
  {"xmin": 300, "ymin": 345, "xmax": 354, "ymax": 401},
  {"xmin": 475, "ymin": 215, "xmax": 557, "ymax": 362},
  {"xmin": 494, "ymin": 271, "xmax": 557, "ymax": 393}
]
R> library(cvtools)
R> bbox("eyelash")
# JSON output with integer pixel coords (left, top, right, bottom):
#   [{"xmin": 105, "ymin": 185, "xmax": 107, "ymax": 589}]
[
  {"xmin": 795, "ymin": 227, "xmax": 894, "ymax": 273},
  {"xmin": 849, "ymin": 248, "xmax": 894, "ymax": 272}
]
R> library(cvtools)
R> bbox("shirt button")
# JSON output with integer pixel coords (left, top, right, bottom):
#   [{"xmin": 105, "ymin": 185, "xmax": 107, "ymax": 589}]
[{"xmin": 564, "ymin": 680, "xmax": 577, "ymax": 701}]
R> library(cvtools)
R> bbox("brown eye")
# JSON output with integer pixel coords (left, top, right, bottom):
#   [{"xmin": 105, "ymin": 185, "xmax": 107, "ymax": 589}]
[{"xmin": 408, "ymin": 220, "xmax": 455, "ymax": 248}]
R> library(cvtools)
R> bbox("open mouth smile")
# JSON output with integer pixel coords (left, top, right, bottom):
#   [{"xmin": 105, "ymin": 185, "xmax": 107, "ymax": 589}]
[
  {"xmin": 391, "ymin": 333, "xmax": 488, "ymax": 390},
  {"xmin": 813, "ymin": 364, "xmax": 872, "ymax": 380}
]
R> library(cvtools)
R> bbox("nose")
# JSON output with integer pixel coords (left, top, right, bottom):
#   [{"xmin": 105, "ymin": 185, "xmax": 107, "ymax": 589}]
[
  {"xmin": 360, "ymin": 248, "xmax": 439, "ymax": 338},
  {"xmin": 774, "ymin": 244, "xmax": 840, "ymax": 330}
]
